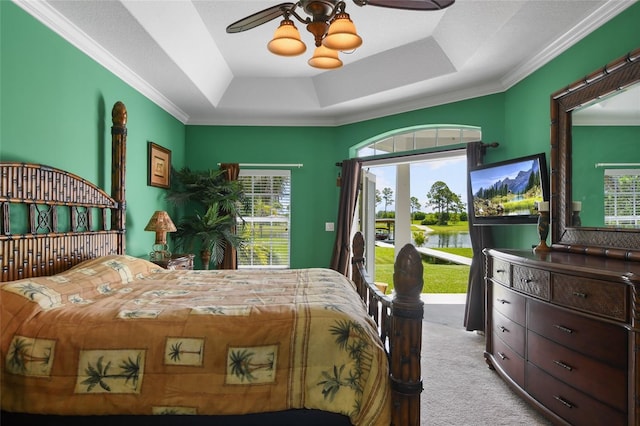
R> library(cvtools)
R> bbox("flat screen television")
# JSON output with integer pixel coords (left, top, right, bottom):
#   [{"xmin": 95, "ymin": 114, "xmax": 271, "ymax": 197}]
[{"xmin": 468, "ymin": 153, "xmax": 549, "ymax": 225}]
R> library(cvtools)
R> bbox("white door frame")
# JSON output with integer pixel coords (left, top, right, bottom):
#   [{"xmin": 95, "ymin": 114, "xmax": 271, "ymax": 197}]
[{"xmin": 361, "ymin": 170, "xmax": 377, "ymax": 279}]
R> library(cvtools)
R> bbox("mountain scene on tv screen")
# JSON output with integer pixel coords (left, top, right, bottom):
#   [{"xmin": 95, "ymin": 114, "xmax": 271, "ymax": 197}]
[{"xmin": 473, "ymin": 160, "xmax": 543, "ymax": 217}]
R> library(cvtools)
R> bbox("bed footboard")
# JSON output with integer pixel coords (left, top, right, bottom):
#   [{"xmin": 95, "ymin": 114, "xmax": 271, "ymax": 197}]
[{"xmin": 351, "ymin": 231, "xmax": 424, "ymax": 426}]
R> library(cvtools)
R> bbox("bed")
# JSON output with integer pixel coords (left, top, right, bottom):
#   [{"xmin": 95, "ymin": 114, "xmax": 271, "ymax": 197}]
[{"xmin": 0, "ymin": 102, "xmax": 424, "ymax": 425}]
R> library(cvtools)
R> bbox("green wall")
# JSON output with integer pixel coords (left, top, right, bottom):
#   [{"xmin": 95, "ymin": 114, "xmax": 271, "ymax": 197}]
[
  {"xmin": 3, "ymin": 1, "xmax": 640, "ymax": 266},
  {"xmin": 499, "ymin": 2, "xmax": 640, "ymax": 248},
  {"xmin": 0, "ymin": 1, "xmax": 186, "ymax": 257},
  {"xmin": 572, "ymin": 126, "xmax": 640, "ymax": 226},
  {"xmin": 185, "ymin": 125, "xmax": 340, "ymax": 268}
]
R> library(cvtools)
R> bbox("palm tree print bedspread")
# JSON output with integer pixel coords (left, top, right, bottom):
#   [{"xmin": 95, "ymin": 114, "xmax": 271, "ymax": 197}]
[{"xmin": 1, "ymin": 255, "xmax": 390, "ymax": 425}]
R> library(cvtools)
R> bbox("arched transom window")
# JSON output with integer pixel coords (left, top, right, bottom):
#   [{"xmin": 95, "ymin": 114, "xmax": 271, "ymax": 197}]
[{"xmin": 356, "ymin": 125, "xmax": 481, "ymax": 158}]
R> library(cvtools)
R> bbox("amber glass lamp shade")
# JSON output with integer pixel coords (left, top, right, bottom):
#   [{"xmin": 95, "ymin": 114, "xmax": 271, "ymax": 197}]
[
  {"xmin": 322, "ymin": 12, "xmax": 362, "ymax": 51},
  {"xmin": 308, "ymin": 45, "xmax": 343, "ymax": 69},
  {"xmin": 267, "ymin": 18, "xmax": 307, "ymax": 56},
  {"xmin": 144, "ymin": 210, "xmax": 177, "ymax": 260}
]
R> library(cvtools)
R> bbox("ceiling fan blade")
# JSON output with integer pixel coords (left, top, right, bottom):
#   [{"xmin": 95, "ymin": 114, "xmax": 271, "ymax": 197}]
[
  {"xmin": 353, "ymin": 0, "xmax": 455, "ymax": 10},
  {"xmin": 226, "ymin": 3, "xmax": 296, "ymax": 33}
]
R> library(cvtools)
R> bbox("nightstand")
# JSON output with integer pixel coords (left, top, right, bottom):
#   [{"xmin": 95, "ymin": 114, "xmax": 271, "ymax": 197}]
[{"xmin": 150, "ymin": 253, "xmax": 195, "ymax": 270}]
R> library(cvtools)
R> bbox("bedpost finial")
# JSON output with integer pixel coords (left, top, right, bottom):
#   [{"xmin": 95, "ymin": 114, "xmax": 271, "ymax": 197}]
[
  {"xmin": 353, "ymin": 231, "xmax": 365, "ymax": 259},
  {"xmin": 112, "ymin": 101, "xmax": 127, "ymax": 126},
  {"xmin": 393, "ymin": 244, "xmax": 423, "ymax": 301}
]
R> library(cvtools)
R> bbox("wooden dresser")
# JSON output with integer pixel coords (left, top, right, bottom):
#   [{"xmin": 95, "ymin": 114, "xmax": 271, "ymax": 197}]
[{"xmin": 484, "ymin": 248, "xmax": 640, "ymax": 426}]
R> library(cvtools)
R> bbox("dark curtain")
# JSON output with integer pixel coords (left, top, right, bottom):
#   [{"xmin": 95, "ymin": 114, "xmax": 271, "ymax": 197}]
[
  {"xmin": 219, "ymin": 163, "xmax": 240, "ymax": 270},
  {"xmin": 463, "ymin": 142, "xmax": 494, "ymax": 332},
  {"xmin": 330, "ymin": 159, "xmax": 362, "ymax": 276}
]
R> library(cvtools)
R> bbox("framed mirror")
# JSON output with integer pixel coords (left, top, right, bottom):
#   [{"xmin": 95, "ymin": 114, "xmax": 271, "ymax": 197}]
[
  {"xmin": 572, "ymin": 82, "xmax": 640, "ymax": 229},
  {"xmin": 550, "ymin": 47, "xmax": 640, "ymax": 260}
]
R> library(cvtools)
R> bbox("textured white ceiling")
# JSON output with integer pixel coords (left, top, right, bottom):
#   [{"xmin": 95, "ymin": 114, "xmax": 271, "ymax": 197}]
[{"xmin": 16, "ymin": 0, "xmax": 635, "ymax": 126}]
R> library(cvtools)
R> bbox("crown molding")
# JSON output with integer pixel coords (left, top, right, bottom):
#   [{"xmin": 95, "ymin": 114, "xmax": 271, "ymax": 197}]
[
  {"xmin": 500, "ymin": 0, "xmax": 636, "ymax": 89},
  {"xmin": 14, "ymin": 0, "xmax": 190, "ymax": 123}
]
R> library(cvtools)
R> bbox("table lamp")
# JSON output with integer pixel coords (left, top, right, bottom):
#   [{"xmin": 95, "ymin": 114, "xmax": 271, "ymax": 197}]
[
  {"xmin": 144, "ymin": 210, "xmax": 177, "ymax": 260},
  {"xmin": 533, "ymin": 201, "xmax": 550, "ymax": 253}
]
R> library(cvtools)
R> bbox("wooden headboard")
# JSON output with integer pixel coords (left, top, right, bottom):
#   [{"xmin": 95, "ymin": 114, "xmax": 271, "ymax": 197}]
[{"xmin": 0, "ymin": 102, "xmax": 127, "ymax": 282}]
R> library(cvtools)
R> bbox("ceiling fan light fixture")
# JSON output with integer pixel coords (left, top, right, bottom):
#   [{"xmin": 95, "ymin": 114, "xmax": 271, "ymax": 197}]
[
  {"xmin": 308, "ymin": 45, "xmax": 343, "ymax": 69},
  {"xmin": 267, "ymin": 18, "xmax": 307, "ymax": 56},
  {"xmin": 230, "ymin": 0, "xmax": 454, "ymax": 70},
  {"xmin": 322, "ymin": 12, "xmax": 362, "ymax": 51}
]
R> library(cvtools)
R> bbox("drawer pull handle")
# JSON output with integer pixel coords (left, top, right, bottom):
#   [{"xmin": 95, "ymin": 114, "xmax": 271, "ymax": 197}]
[
  {"xmin": 572, "ymin": 291, "xmax": 587, "ymax": 298},
  {"xmin": 553, "ymin": 395, "xmax": 574, "ymax": 409},
  {"xmin": 553, "ymin": 324, "xmax": 574, "ymax": 334},
  {"xmin": 497, "ymin": 352, "xmax": 507, "ymax": 360},
  {"xmin": 499, "ymin": 325, "xmax": 509, "ymax": 333},
  {"xmin": 496, "ymin": 298, "xmax": 510, "ymax": 304},
  {"xmin": 553, "ymin": 360, "xmax": 573, "ymax": 371},
  {"xmin": 521, "ymin": 278, "xmax": 533, "ymax": 284},
  {"xmin": 496, "ymin": 269, "xmax": 506, "ymax": 273}
]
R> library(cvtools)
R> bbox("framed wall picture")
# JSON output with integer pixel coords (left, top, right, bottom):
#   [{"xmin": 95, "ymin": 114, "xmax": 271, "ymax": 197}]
[{"xmin": 148, "ymin": 142, "xmax": 171, "ymax": 188}]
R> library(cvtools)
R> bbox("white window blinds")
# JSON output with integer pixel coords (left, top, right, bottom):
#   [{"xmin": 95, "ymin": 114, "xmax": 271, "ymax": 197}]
[
  {"xmin": 237, "ymin": 170, "xmax": 291, "ymax": 268},
  {"xmin": 604, "ymin": 169, "xmax": 640, "ymax": 227}
]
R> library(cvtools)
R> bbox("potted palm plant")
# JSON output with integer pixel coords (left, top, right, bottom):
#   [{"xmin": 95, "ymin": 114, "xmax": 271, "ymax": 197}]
[{"xmin": 166, "ymin": 167, "xmax": 245, "ymax": 269}]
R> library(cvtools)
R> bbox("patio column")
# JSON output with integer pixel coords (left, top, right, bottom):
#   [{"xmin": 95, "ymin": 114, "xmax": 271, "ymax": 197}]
[{"xmin": 395, "ymin": 163, "xmax": 411, "ymax": 259}]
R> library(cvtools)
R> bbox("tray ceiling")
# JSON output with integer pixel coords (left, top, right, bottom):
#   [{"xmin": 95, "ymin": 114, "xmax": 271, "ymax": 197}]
[{"xmin": 16, "ymin": 0, "xmax": 635, "ymax": 126}]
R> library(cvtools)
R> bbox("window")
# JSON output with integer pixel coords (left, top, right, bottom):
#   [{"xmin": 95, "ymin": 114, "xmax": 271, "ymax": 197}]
[
  {"xmin": 604, "ymin": 169, "xmax": 640, "ymax": 227},
  {"xmin": 237, "ymin": 170, "xmax": 291, "ymax": 268},
  {"xmin": 356, "ymin": 125, "xmax": 481, "ymax": 157}
]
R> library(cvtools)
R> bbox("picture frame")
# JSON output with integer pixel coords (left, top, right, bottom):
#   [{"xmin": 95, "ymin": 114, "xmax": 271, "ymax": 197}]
[{"xmin": 148, "ymin": 142, "xmax": 171, "ymax": 189}]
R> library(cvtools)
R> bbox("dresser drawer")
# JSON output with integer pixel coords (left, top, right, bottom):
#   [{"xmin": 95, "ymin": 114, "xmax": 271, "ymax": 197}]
[
  {"xmin": 491, "ymin": 335, "xmax": 524, "ymax": 388},
  {"xmin": 492, "ymin": 283, "xmax": 526, "ymax": 325},
  {"xmin": 552, "ymin": 273, "xmax": 628, "ymax": 321},
  {"xmin": 527, "ymin": 331, "xmax": 626, "ymax": 412},
  {"xmin": 527, "ymin": 299, "xmax": 626, "ymax": 368},
  {"xmin": 526, "ymin": 363, "xmax": 626, "ymax": 426},
  {"xmin": 490, "ymin": 258, "xmax": 511, "ymax": 286},
  {"xmin": 493, "ymin": 310, "xmax": 525, "ymax": 356},
  {"xmin": 512, "ymin": 265, "xmax": 549, "ymax": 299}
]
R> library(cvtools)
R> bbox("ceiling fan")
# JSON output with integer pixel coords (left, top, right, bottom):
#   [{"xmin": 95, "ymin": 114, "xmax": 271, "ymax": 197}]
[{"xmin": 226, "ymin": 0, "xmax": 455, "ymax": 69}]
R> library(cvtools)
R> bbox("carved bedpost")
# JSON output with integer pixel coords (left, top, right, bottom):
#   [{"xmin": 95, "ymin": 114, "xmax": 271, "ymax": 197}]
[
  {"xmin": 350, "ymin": 232, "xmax": 423, "ymax": 423},
  {"xmin": 351, "ymin": 231, "xmax": 366, "ymax": 295},
  {"xmin": 390, "ymin": 244, "xmax": 424, "ymax": 426},
  {"xmin": 111, "ymin": 101, "xmax": 127, "ymax": 254}
]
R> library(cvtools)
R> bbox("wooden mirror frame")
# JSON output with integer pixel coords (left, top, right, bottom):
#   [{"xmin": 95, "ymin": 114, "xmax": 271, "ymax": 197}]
[{"xmin": 550, "ymin": 47, "xmax": 640, "ymax": 260}]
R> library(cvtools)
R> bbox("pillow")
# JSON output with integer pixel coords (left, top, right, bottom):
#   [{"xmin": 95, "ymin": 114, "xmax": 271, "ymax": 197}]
[
  {"xmin": 64, "ymin": 254, "xmax": 159, "ymax": 284},
  {"xmin": 1, "ymin": 256, "xmax": 161, "ymax": 311}
]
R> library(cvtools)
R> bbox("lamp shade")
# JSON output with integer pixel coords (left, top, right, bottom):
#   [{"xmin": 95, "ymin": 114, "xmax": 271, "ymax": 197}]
[
  {"xmin": 145, "ymin": 210, "xmax": 177, "ymax": 245},
  {"xmin": 267, "ymin": 19, "xmax": 306, "ymax": 56},
  {"xmin": 308, "ymin": 45, "xmax": 343, "ymax": 69},
  {"xmin": 322, "ymin": 12, "xmax": 362, "ymax": 51}
]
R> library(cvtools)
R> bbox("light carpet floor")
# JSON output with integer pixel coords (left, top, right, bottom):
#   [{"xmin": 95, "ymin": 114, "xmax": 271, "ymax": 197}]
[{"xmin": 421, "ymin": 301, "xmax": 553, "ymax": 426}]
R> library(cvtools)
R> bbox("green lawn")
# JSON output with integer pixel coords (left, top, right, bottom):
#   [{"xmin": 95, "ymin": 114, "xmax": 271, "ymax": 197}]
[
  {"xmin": 374, "ymin": 246, "xmax": 470, "ymax": 293},
  {"xmin": 419, "ymin": 222, "xmax": 470, "ymax": 233},
  {"xmin": 436, "ymin": 247, "xmax": 473, "ymax": 257}
]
